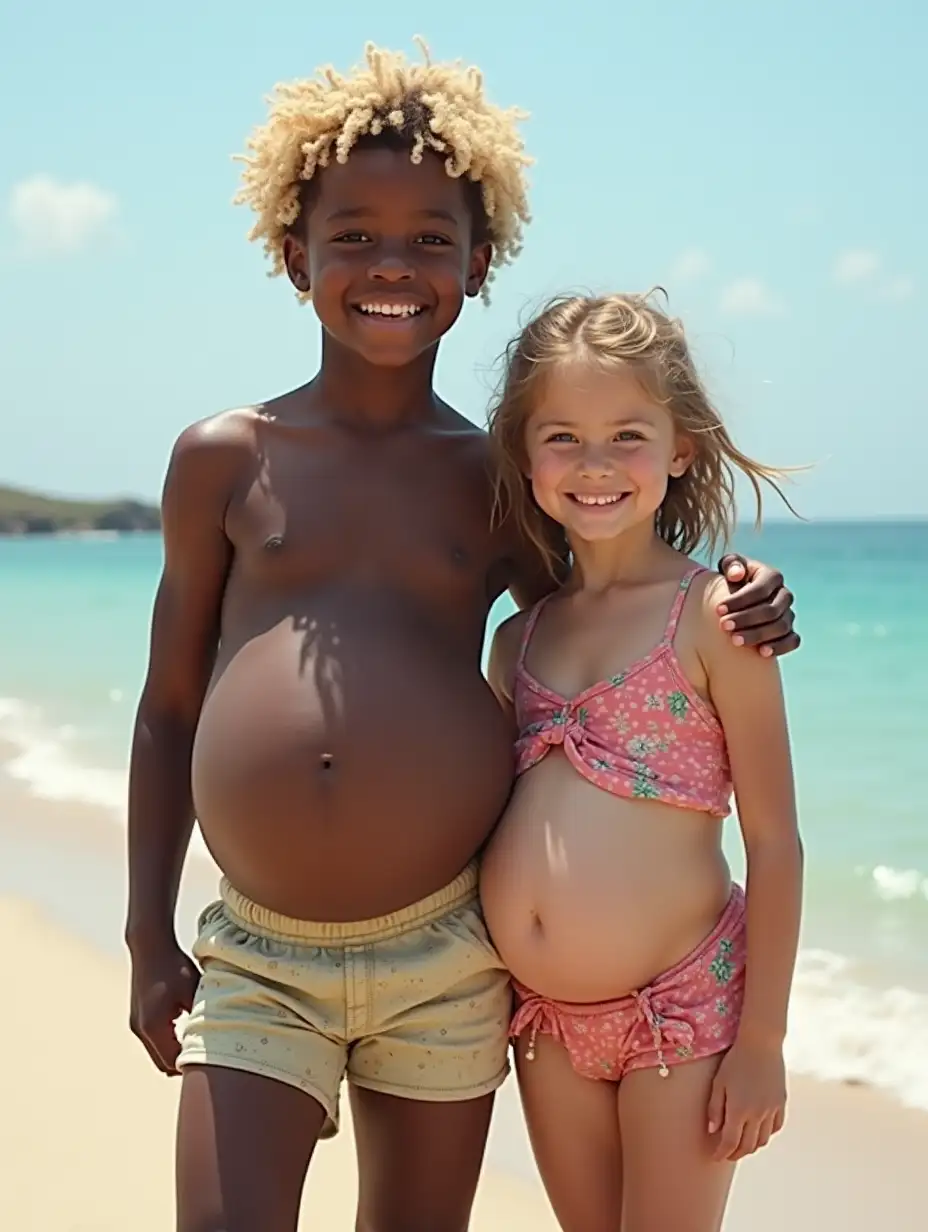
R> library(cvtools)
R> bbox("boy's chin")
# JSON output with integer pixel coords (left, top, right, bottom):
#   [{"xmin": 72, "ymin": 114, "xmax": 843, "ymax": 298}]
[{"xmin": 321, "ymin": 315, "xmax": 445, "ymax": 367}]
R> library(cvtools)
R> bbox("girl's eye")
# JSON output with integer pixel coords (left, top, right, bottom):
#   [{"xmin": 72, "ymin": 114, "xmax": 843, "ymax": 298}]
[
  {"xmin": 546, "ymin": 432, "xmax": 577, "ymax": 444},
  {"xmin": 617, "ymin": 430, "xmax": 644, "ymax": 442}
]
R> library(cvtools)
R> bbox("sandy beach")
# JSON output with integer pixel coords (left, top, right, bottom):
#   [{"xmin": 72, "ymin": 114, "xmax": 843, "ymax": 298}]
[{"xmin": 2, "ymin": 767, "xmax": 926, "ymax": 1230}]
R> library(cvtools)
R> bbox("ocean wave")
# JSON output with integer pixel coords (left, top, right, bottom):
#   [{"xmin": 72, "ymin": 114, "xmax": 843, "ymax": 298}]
[
  {"xmin": 0, "ymin": 695, "xmax": 208, "ymax": 856},
  {"xmin": 3, "ymin": 695, "xmax": 928, "ymax": 1112},
  {"xmin": 787, "ymin": 949, "xmax": 928, "ymax": 1112}
]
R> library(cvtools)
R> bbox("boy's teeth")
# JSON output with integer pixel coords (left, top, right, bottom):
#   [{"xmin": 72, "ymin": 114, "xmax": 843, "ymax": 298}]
[
  {"xmin": 574, "ymin": 494, "xmax": 624, "ymax": 506},
  {"xmin": 358, "ymin": 303, "xmax": 423, "ymax": 317}
]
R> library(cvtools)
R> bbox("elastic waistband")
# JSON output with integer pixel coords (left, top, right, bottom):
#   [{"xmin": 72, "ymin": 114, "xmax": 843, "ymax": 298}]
[{"xmin": 219, "ymin": 861, "xmax": 479, "ymax": 946}]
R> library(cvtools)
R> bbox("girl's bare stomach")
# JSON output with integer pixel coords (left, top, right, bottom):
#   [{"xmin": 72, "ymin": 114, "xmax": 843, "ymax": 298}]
[
  {"xmin": 191, "ymin": 600, "xmax": 514, "ymax": 921},
  {"xmin": 480, "ymin": 750, "xmax": 731, "ymax": 1002}
]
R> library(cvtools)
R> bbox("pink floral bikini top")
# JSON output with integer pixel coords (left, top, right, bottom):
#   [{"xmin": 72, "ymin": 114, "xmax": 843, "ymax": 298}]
[{"xmin": 514, "ymin": 567, "xmax": 732, "ymax": 818}]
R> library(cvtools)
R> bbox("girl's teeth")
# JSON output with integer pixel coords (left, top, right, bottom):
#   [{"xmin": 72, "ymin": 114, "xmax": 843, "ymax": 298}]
[{"xmin": 575, "ymin": 494, "xmax": 623, "ymax": 505}]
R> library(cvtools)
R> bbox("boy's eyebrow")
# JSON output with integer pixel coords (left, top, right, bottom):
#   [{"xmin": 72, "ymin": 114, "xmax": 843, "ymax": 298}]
[
  {"xmin": 413, "ymin": 208, "xmax": 460, "ymax": 223},
  {"xmin": 324, "ymin": 206, "xmax": 462, "ymax": 224}
]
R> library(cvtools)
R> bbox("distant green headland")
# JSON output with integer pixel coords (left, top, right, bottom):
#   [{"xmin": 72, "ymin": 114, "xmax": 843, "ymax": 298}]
[{"xmin": 0, "ymin": 485, "xmax": 161, "ymax": 535}]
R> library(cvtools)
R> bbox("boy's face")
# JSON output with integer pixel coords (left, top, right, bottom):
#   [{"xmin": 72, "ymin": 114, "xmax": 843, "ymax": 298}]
[{"xmin": 284, "ymin": 147, "xmax": 492, "ymax": 367}]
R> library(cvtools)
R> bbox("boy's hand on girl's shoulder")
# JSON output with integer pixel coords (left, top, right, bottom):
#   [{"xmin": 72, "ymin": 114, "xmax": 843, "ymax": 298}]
[
  {"xmin": 707, "ymin": 1037, "xmax": 787, "ymax": 1162},
  {"xmin": 715, "ymin": 555, "xmax": 800, "ymax": 658},
  {"xmin": 128, "ymin": 937, "xmax": 200, "ymax": 1075}
]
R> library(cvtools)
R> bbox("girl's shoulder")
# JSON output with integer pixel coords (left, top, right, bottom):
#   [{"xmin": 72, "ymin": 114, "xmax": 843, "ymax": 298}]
[{"xmin": 670, "ymin": 563, "xmax": 736, "ymax": 699}]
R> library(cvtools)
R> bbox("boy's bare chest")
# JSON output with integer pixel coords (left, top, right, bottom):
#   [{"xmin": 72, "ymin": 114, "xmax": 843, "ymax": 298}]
[{"xmin": 227, "ymin": 428, "xmax": 504, "ymax": 597}]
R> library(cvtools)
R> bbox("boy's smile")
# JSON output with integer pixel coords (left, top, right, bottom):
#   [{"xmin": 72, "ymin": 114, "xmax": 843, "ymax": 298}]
[{"xmin": 283, "ymin": 146, "xmax": 491, "ymax": 367}]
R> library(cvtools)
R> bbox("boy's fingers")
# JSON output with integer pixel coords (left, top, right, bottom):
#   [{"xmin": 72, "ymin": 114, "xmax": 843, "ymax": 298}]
[
  {"xmin": 719, "ymin": 554, "xmax": 747, "ymax": 583},
  {"xmin": 720, "ymin": 590, "xmax": 794, "ymax": 632},
  {"xmin": 717, "ymin": 563, "xmax": 787, "ymax": 613},
  {"xmin": 754, "ymin": 631, "xmax": 801, "ymax": 657}
]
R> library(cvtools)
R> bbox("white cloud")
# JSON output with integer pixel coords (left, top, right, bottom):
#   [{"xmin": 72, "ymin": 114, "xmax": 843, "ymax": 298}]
[
  {"xmin": 719, "ymin": 278, "xmax": 783, "ymax": 316},
  {"xmin": 8, "ymin": 174, "xmax": 119, "ymax": 256},
  {"xmin": 878, "ymin": 275, "xmax": 916, "ymax": 302},
  {"xmin": 833, "ymin": 249, "xmax": 882, "ymax": 285},
  {"xmin": 670, "ymin": 248, "xmax": 712, "ymax": 283},
  {"xmin": 832, "ymin": 250, "xmax": 914, "ymax": 301}
]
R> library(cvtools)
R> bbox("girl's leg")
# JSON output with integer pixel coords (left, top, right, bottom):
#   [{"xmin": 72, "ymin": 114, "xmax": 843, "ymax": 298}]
[
  {"xmin": 617, "ymin": 1055, "xmax": 735, "ymax": 1232},
  {"xmin": 514, "ymin": 1032, "xmax": 623, "ymax": 1232}
]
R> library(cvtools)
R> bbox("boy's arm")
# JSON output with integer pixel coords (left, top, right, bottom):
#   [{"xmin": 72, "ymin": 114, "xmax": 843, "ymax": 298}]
[
  {"xmin": 506, "ymin": 524, "xmax": 569, "ymax": 610},
  {"xmin": 698, "ymin": 578, "xmax": 804, "ymax": 1156},
  {"xmin": 124, "ymin": 415, "xmax": 246, "ymax": 1071}
]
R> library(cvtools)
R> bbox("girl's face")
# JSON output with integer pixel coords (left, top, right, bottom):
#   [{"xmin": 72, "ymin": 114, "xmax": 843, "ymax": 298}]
[{"xmin": 524, "ymin": 358, "xmax": 694, "ymax": 544}]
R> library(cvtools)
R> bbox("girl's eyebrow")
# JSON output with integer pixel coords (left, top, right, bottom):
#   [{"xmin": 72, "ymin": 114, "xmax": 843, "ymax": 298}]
[{"xmin": 534, "ymin": 415, "xmax": 655, "ymax": 431}]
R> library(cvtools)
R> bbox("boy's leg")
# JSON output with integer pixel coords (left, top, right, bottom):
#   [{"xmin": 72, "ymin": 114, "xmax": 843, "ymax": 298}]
[
  {"xmin": 350, "ymin": 1086, "xmax": 495, "ymax": 1232},
  {"xmin": 343, "ymin": 863, "xmax": 512, "ymax": 1231},
  {"xmin": 176, "ymin": 1066, "xmax": 326, "ymax": 1232},
  {"xmin": 514, "ymin": 1032, "xmax": 623, "ymax": 1232},
  {"xmin": 173, "ymin": 892, "xmax": 350, "ymax": 1231},
  {"xmin": 617, "ymin": 1056, "xmax": 735, "ymax": 1232}
]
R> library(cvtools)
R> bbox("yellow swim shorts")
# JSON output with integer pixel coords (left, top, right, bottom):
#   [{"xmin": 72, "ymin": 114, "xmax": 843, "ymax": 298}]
[{"xmin": 177, "ymin": 861, "xmax": 511, "ymax": 1135}]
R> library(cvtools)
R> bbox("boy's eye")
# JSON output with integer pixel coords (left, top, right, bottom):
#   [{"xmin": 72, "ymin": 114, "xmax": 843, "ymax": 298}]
[
  {"xmin": 415, "ymin": 234, "xmax": 451, "ymax": 245},
  {"xmin": 332, "ymin": 231, "xmax": 370, "ymax": 243},
  {"xmin": 616, "ymin": 430, "xmax": 644, "ymax": 442}
]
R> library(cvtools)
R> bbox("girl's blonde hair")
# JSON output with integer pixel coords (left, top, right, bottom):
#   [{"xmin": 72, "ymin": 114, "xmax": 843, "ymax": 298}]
[
  {"xmin": 487, "ymin": 291, "xmax": 797, "ymax": 573},
  {"xmin": 234, "ymin": 39, "xmax": 532, "ymax": 303}
]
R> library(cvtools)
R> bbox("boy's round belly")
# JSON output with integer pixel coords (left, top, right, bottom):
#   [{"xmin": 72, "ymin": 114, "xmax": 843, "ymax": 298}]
[
  {"xmin": 191, "ymin": 610, "xmax": 514, "ymax": 922},
  {"xmin": 480, "ymin": 753, "xmax": 731, "ymax": 1002}
]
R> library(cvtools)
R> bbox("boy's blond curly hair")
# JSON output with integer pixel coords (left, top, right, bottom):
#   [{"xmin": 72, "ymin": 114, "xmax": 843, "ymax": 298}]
[
  {"xmin": 234, "ymin": 38, "xmax": 532, "ymax": 302},
  {"xmin": 488, "ymin": 291, "xmax": 800, "ymax": 575}
]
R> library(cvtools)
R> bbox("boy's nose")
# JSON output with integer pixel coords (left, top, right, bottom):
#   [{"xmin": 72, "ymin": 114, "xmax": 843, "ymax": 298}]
[{"xmin": 368, "ymin": 256, "xmax": 415, "ymax": 282}]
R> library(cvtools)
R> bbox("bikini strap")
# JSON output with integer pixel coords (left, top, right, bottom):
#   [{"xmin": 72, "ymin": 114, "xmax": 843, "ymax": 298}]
[
  {"xmin": 660, "ymin": 566, "xmax": 706, "ymax": 646},
  {"xmin": 516, "ymin": 596, "xmax": 551, "ymax": 670}
]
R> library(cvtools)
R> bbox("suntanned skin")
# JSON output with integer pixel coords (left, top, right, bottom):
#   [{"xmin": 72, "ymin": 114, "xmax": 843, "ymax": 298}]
[{"xmin": 125, "ymin": 144, "xmax": 799, "ymax": 1232}]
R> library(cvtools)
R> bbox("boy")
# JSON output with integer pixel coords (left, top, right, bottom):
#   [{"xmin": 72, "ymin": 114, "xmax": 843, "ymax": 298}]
[{"xmin": 125, "ymin": 42, "xmax": 799, "ymax": 1232}]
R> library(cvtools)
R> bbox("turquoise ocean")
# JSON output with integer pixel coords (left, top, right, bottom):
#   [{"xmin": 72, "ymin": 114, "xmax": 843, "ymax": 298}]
[{"xmin": 1, "ymin": 522, "xmax": 926, "ymax": 1109}]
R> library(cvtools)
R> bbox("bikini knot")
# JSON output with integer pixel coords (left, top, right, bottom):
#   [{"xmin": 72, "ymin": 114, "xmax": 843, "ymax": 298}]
[{"xmin": 633, "ymin": 989, "xmax": 695, "ymax": 1078}]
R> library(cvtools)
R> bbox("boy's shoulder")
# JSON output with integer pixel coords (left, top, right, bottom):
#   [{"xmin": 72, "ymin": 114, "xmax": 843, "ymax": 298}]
[
  {"xmin": 433, "ymin": 401, "xmax": 493, "ymax": 447},
  {"xmin": 162, "ymin": 406, "xmax": 263, "ymax": 508},
  {"xmin": 172, "ymin": 405, "xmax": 262, "ymax": 454}
]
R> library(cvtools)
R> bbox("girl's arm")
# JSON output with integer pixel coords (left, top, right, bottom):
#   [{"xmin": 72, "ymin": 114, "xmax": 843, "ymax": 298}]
[{"xmin": 698, "ymin": 577, "xmax": 804, "ymax": 1159}]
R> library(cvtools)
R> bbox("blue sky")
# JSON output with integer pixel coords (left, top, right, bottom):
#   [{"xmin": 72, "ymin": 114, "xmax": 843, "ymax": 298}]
[{"xmin": 1, "ymin": 0, "xmax": 925, "ymax": 517}]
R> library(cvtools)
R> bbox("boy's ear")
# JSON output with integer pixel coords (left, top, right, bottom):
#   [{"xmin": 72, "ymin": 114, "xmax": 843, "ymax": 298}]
[
  {"xmin": 465, "ymin": 242, "xmax": 493, "ymax": 298},
  {"xmin": 282, "ymin": 233, "xmax": 311, "ymax": 294}
]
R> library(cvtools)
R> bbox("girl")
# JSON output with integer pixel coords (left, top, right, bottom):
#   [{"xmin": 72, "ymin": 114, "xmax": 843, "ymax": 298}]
[{"xmin": 480, "ymin": 292, "xmax": 804, "ymax": 1232}]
